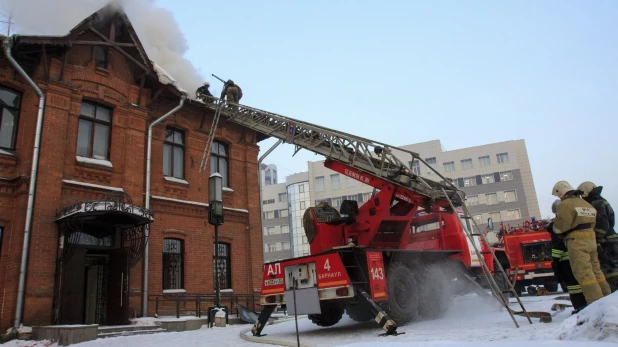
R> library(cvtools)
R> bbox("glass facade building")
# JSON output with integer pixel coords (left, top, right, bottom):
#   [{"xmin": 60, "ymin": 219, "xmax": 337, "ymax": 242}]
[{"xmin": 287, "ymin": 181, "xmax": 311, "ymax": 257}]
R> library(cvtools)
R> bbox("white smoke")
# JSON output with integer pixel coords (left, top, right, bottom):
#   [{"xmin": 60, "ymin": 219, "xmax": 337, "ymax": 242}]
[{"xmin": 0, "ymin": 0, "xmax": 204, "ymax": 93}]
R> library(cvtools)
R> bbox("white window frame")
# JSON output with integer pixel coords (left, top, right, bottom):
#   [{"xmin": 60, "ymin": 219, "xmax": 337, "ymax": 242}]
[
  {"xmin": 461, "ymin": 158, "xmax": 473, "ymax": 170},
  {"xmin": 479, "ymin": 155, "xmax": 491, "ymax": 167},
  {"xmin": 482, "ymin": 174, "xmax": 495, "ymax": 184},
  {"xmin": 315, "ymin": 176, "xmax": 325, "ymax": 192},
  {"xmin": 443, "ymin": 161, "xmax": 455, "ymax": 173},
  {"xmin": 504, "ymin": 190, "xmax": 517, "ymax": 203},
  {"xmin": 330, "ymin": 174, "xmax": 340, "ymax": 190}
]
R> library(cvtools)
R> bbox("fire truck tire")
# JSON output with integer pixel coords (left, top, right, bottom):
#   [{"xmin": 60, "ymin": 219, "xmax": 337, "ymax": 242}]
[
  {"xmin": 345, "ymin": 302, "xmax": 373, "ymax": 322},
  {"xmin": 308, "ymin": 301, "xmax": 345, "ymax": 327},
  {"xmin": 418, "ymin": 263, "xmax": 453, "ymax": 319},
  {"xmin": 544, "ymin": 281, "xmax": 559, "ymax": 293},
  {"xmin": 383, "ymin": 263, "xmax": 419, "ymax": 324},
  {"xmin": 527, "ymin": 286, "xmax": 538, "ymax": 296}
]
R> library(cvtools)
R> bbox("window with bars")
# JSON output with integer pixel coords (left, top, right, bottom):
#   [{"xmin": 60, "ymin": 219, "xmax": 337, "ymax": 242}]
[
  {"xmin": 211, "ymin": 141, "xmax": 229, "ymax": 187},
  {"xmin": 77, "ymin": 101, "xmax": 112, "ymax": 160},
  {"xmin": 213, "ymin": 242, "xmax": 231, "ymax": 290},
  {"xmin": 163, "ymin": 127, "xmax": 184, "ymax": 179},
  {"xmin": 163, "ymin": 238, "xmax": 184, "ymax": 290},
  {"xmin": 0, "ymin": 86, "xmax": 22, "ymax": 151}
]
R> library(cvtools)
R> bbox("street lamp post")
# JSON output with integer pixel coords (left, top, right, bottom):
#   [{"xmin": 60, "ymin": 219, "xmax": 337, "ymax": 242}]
[{"xmin": 208, "ymin": 173, "xmax": 224, "ymax": 309}]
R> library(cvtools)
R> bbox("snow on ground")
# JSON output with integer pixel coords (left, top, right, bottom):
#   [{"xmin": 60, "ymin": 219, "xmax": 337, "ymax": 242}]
[{"xmin": 3, "ymin": 292, "xmax": 618, "ymax": 347}]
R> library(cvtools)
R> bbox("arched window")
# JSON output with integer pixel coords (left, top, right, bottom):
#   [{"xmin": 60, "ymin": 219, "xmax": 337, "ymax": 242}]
[
  {"xmin": 213, "ymin": 242, "xmax": 231, "ymax": 290},
  {"xmin": 163, "ymin": 238, "xmax": 184, "ymax": 290},
  {"xmin": 210, "ymin": 141, "xmax": 229, "ymax": 187}
]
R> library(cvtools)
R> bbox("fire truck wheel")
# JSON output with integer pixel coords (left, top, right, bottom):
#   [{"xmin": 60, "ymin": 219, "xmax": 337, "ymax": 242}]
[
  {"xmin": 345, "ymin": 301, "xmax": 373, "ymax": 322},
  {"xmin": 308, "ymin": 301, "xmax": 345, "ymax": 327},
  {"xmin": 544, "ymin": 281, "xmax": 559, "ymax": 293},
  {"xmin": 527, "ymin": 286, "xmax": 538, "ymax": 296},
  {"xmin": 384, "ymin": 263, "xmax": 419, "ymax": 324},
  {"xmin": 418, "ymin": 263, "xmax": 453, "ymax": 319}
]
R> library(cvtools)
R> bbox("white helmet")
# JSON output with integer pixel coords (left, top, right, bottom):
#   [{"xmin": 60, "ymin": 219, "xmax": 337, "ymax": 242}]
[
  {"xmin": 577, "ymin": 181, "xmax": 597, "ymax": 198},
  {"xmin": 551, "ymin": 199, "xmax": 561, "ymax": 214},
  {"xmin": 203, "ymin": 81, "xmax": 210, "ymax": 86},
  {"xmin": 552, "ymin": 180, "xmax": 574, "ymax": 198}
]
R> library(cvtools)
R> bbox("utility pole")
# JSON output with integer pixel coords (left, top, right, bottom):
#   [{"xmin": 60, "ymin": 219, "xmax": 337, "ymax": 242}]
[{"xmin": 0, "ymin": 11, "xmax": 14, "ymax": 36}]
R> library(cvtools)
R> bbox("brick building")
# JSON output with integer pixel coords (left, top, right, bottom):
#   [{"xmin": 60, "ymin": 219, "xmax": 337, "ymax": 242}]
[{"xmin": 0, "ymin": 5, "xmax": 265, "ymax": 331}]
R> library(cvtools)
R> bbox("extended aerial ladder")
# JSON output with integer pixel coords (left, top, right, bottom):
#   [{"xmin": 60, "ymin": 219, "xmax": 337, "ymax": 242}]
[{"xmin": 197, "ymin": 96, "xmax": 534, "ymax": 328}]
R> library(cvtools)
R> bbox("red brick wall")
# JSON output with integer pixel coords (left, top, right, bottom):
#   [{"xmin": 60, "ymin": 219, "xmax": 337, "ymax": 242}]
[{"xmin": 0, "ymin": 37, "xmax": 264, "ymax": 331}]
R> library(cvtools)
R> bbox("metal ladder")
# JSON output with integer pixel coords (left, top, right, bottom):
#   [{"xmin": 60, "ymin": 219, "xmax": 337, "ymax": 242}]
[
  {"xmin": 198, "ymin": 99, "xmax": 462, "ymax": 205},
  {"xmin": 441, "ymin": 188, "xmax": 533, "ymax": 327}
]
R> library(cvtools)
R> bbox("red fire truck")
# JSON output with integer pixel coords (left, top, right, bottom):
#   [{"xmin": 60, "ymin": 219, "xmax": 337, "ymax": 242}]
[
  {"xmin": 483, "ymin": 219, "xmax": 558, "ymax": 296},
  {"xmin": 200, "ymin": 100, "xmax": 516, "ymax": 336}
]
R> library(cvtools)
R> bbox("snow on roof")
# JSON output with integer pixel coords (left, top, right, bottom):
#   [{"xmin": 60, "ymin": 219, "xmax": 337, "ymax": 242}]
[{"xmin": 151, "ymin": 61, "xmax": 189, "ymax": 96}]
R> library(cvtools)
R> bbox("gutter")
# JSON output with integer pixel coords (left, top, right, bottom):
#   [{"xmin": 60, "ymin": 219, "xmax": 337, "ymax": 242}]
[
  {"xmin": 142, "ymin": 93, "xmax": 186, "ymax": 316},
  {"xmin": 3, "ymin": 36, "xmax": 46, "ymax": 330},
  {"xmin": 257, "ymin": 140, "xmax": 283, "ymax": 264}
]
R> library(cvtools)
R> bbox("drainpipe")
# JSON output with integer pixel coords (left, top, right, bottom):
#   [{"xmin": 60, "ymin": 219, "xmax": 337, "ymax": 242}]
[
  {"xmin": 142, "ymin": 93, "xmax": 186, "ymax": 316},
  {"xmin": 257, "ymin": 140, "xmax": 283, "ymax": 263},
  {"xmin": 3, "ymin": 36, "xmax": 46, "ymax": 330}
]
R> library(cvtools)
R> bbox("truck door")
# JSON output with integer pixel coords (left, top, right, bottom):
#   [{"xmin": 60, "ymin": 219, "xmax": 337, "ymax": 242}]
[{"xmin": 408, "ymin": 218, "xmax": 442, "ymax": 250}]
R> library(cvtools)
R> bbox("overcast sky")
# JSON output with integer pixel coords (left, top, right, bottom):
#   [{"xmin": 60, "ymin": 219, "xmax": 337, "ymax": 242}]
[{"xmin": 3, "ymin": 0, "xmax": 617, "ymax": 218}]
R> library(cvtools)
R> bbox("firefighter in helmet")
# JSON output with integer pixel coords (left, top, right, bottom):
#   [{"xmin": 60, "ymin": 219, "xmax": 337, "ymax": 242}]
[
  {"xmin": 222, "ymin": 80, "xmax": 243, "ymax": 105},
  {"xmin": 577, "ymin": 181, "xmax": 618, "ymax": 291},
  {"xmin": 550, "ymin": 180, "xmax": 611, "ymax": 305},
  {"xmin": 548, "ymin": 199, "xmax": 587, "ymax": 313},
  {"xmin": 196, "ymin": 81, "xmax": 214, "ymax": 103}
]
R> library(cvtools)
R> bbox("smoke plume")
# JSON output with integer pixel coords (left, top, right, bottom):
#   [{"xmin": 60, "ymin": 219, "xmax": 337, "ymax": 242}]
[{"xmin": 0, "ymin": 0, "xmax": 203, "ymax": 93}]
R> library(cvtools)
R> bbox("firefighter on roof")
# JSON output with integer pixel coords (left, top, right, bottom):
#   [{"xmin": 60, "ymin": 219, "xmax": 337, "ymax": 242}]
[
  {"xmin": 222, "ymin": 80, "xmax": 243, "ymax": 105},
  {"xmin": 196, "ymin": 82, "xmax": 214, "ymax": 103},
  {"xmin": 548, "ymin": 199, "xmax": 587, "ymax": 313},
  {"xmin": 577, "ymin": 181, "xmax": 618, "ymax": 292},
  {"xmin": 550, "ymin": 180, "xmax": 611, "ymax": 305}
]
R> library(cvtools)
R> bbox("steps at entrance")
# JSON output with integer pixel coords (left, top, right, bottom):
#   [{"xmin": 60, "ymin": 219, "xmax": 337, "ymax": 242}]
[{"xmin": 97, "ymin": 325, "xmax": 167, "ymax": 338}]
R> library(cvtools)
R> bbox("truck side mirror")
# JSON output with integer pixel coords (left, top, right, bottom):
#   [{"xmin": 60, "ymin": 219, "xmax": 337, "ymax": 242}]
[{"xmin": 487, "ymin": 218, "xmax": 494, "ymax": 230}]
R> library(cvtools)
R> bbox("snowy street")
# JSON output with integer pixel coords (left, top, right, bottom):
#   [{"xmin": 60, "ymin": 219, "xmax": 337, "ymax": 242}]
[{"xmin": 4, "ymin": 291, "xmax": 618, "ymax": 347}]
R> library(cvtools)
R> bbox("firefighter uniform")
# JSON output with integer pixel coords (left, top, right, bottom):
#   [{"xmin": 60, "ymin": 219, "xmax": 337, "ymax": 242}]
[
  {"xmin": 552, "ymin": 181, "xmax": 611, "ymax": 304},
  {"xmin": 196, "ymin": 82, "xmax": 214, "ymax": 103},
  {"xmin": 549, "ymin": 225, "xmax": 587, "ymax": 311},
  {"xmin": 223, "ymin": 80, "xmax": 243, "ymax": 104},
  {"xmin": 549, "ymin": 199, "xmax": 587, "ymax": 311},
  {"xmin": 578, "ymin": 182, "xmax": 618, "ymax": 291}
]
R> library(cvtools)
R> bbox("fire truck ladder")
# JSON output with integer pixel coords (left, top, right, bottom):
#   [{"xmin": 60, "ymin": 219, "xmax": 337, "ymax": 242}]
[
  {"xmin": 198, "ymin": 100, "xmax": 462, "ymax": 205},
  {"xmin": 440, "ymin": 188, "xmax": 534, "ymax": 327},
  {"xmin": 198, "ymin": 98, "xmax": 538, "ymax": 327}
]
